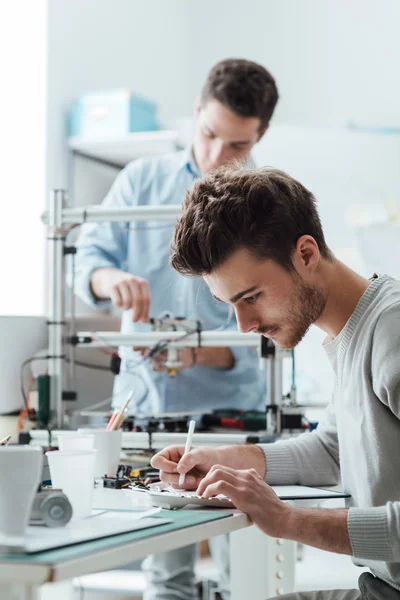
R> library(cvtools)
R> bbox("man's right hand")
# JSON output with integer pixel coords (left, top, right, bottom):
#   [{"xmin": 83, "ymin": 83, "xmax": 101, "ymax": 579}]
[
  {"xmin": 151, "ymin": 445, "xmax": 224, "ymax": 490},
  {"xmin": 151, "ymin": 443, "xmax": 267, "ymax": 490},
  {"xmin": 91, "ymin": 267, "xmax": 151, "ymax": 322}
]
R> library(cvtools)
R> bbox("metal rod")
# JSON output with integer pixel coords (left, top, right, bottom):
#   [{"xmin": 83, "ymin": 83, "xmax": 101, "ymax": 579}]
[
  {"xmin": 274, "ymin": 349, "xmax": 284, "ymax": 408},
  {"xmin": 265, "ymin": 356, "xmax": 277, "ymax": 434},
  {"xmin": 68, "ymin": 253, "xmax": 77, "ymax": 396},
  {"xmin": 47, "ymin": 190, "xmax": 66, "ymax": 428},
  {"xmin": 42, "ymin": 204, "xmax": 183, "ymax": 225},
  {"xmin": 74, "ymin": 330, "xmax": 261, "ymax": 348}
]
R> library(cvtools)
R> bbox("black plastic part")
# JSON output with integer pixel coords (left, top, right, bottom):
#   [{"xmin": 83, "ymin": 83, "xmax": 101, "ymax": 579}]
[
  {"xmin": 260, "ymin": 337, "xmax": 276, "ymax": 358},
  {"xmin": 281, "ymin": 413, "xmax": 303, "ymax": 430},
  {"xmin": 103, "ymin": 477, "xmax": 125, "ymax": 490},
  {"xmin": 67, "ymin": 335, "xmax": 92, "ymax": 345},
  {"xmin": 64, "ymin": 246, "xmax": 77, "ymax": 255},
  {"xmin": 37, "ymin": 374, "xmax": 51, "ymax": 427},
  {"xmin": 62, "ymin": 391, "xmax": 77, "ymax": 401},
  {"xmin": 110, "ymin": 355, "xmax": 121, "ymax": 375},
  {"xmin": 248, "ymin": 434, "xmax": 278, "ymax": 444},
  {"xmin": 18, "ymin": 431, "xmax": 31, "ymax": 445}
]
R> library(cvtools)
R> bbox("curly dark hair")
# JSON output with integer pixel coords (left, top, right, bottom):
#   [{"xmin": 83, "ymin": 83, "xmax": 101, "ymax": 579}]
[
  {"xmin": 171, "ymin": 165, "xmax": 332, "ymax": 276},
  {"xmin": 200, "ymin": 58, "xmax": 279, "ymax": 131}
]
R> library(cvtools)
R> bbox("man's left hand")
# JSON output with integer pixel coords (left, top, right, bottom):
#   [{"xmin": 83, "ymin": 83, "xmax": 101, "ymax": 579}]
[
  {"xmin": 134, "ymin": 347, "xmax": 196, "ymax": 372},
  {"xmin": 151, "ymin": 348, "xmax": 196, "ymax": 372},
  {"xmin": 196, "ymin": 464, "xmax": 292, "ymax": 538},
  {"xmin": 134, "ymin": 347, "xmax": 234, "ymax": 372}
]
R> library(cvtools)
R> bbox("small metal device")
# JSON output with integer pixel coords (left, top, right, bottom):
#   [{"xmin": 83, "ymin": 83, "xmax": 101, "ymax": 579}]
[
  {"xmin": 150, "ymin": 316, "xmax": 200, "ymax": 377},
  {"xmin": 30, "ymin": 487, "xmax": 73, "ymax": 527}
]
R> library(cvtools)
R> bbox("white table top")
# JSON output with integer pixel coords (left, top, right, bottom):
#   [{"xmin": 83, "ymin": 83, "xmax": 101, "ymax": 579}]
[{"xmin": 0, "ymin": 487, "xmax": 250, "ymax": 586}]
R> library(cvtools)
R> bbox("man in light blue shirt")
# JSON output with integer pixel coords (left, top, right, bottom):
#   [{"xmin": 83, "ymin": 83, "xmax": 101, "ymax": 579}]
[{"xmin": 74, "ymin": 58, "xmax": 279, "ymax": 600}]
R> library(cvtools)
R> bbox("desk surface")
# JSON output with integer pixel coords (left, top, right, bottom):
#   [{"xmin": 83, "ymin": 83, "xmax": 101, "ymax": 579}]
[{"xmin": 0, "ymin": 488, "xmax": 250, "ymax": 586}]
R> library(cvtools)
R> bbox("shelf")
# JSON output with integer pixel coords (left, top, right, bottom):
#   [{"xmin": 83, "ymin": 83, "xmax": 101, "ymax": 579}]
[{"xmin": 68, "ymin": 130, "xmax": 179, "ymax": 167}]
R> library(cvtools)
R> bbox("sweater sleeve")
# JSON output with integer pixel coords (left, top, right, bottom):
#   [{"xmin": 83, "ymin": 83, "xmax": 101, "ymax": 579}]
[
  {"xmin": 347, "ymin": 302, "xmax": 400, "ymax": 561},
  {"xmin": 371, "ymin": 302, "xmax": 400, "ymax": 418},
  {"xmin": 348, "ymin": 502, "xmax": 400, "ymax": 561},
  {"xmin": 259, "ymin": 402, "xmax": 341, "ymax": 486}
]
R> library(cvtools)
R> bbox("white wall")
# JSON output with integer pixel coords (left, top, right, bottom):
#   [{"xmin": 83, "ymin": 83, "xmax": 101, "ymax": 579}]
[
  {"xmin": 185, "ymin": 0, "xmax": 400, "ymax": 127},
  {"xmin": 45, "ymin": 1, "xmax": 400, "ymax": 407},
  {"xmin": 47, "ymin": 0, "xmax": 192, "ymax": 190},
  {"xmin": 47, "ymin": 0, "xmax": 400, "ymax": 191},
  {"xmin": 0, "ymin": 0, "xmax": 47, "ymax": 316}
]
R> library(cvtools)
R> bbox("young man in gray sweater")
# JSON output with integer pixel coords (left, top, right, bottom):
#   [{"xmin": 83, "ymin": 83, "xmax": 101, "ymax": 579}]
[{"xmin": 152, "ymin": 165, "xmax": 400, "ymax": 599}]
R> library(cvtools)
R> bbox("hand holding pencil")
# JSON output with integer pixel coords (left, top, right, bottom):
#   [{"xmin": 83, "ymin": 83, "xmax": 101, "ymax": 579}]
[{"xmin": 178, "ymin": 420, "xmax": 196, "ymax": 487}]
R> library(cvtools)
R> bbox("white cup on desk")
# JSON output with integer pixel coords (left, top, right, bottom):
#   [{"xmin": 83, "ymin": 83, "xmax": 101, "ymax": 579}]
[
  {"xmin": 46, "ymin": 449, "xmax": 97, "ymax": 519},
  {"xmin": 0, "ymin": 446, "xmax": 42, "ymax": 548},
  {"xmin": 78, "ymin": 429, "xmax": 122, "ymax": 478},
  {"xmin": 58, "ymin": 432, "xmax": 94, "ymax": 452}
]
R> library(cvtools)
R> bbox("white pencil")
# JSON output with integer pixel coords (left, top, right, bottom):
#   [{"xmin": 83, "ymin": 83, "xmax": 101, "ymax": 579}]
[{"xmin": 179, "ymin": 420, "xmax": 196, "ymax": 487}]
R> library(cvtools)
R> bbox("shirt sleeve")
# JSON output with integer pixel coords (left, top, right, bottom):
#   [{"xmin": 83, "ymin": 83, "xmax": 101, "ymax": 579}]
[
  {"xmin": 347, "ymin": 302, "xmax": 400, "ymax": 561},
  {"xmin": 259, "ymin": 402, "xmax": 341, "ymax": 486},
  {"xmin": 72, "ymin": 160, "xmax": 142, "ymax": 307}
]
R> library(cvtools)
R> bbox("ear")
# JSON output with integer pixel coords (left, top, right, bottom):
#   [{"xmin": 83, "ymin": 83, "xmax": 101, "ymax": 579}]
[
  {"xmin": 256, "ymin": 123, "xmax": 269, "ymax": 143},
  {"xmin": 295, "ymin": 235, "xmax": 320, "ymax": 273}
]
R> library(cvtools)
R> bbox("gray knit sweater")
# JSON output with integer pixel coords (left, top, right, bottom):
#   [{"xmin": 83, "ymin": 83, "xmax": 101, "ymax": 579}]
[{"xmin": 260, "ymin": 274, "xmax": 400, "ymax": 590}]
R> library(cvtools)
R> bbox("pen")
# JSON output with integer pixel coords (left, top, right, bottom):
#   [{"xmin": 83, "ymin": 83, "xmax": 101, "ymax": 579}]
[
  {"xmin": 0, "ymin": 434, "xmax": 11, "ymax": 446},
  {"xmin": 178, "ymin": 420, "xmax": 196, "ymax": 487}
]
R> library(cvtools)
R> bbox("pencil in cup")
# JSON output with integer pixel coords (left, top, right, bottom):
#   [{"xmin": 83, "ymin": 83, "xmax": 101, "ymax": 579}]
[
  {"xmin": 107, "ymin": 391, "xmax": 133, "ymax": 431},
  {"xmin": 178, "ymin": 420, "xmax": 196, "ymax": 487},
  {"xmin": 106, "ymin": 411, "xmax": 119, "ymax": 431}
]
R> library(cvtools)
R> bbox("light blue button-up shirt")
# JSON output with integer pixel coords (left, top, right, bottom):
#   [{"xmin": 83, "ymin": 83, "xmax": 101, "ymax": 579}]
[{"xmin": 74, "ymin": 149, "xmax": 265, "ymax": 414}]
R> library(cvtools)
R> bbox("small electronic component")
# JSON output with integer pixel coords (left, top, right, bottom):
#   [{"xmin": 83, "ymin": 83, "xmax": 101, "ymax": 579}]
[
  {"xmin": 103, "ymin": 476, "xmax": 133, "ymax": 490},
  {"xmin": 103, "ymin": 464, "xmax": 160, "ymax": 489}
]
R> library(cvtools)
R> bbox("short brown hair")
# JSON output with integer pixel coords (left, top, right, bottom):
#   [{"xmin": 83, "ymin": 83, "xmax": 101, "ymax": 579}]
[
  {"xmin": 201, "ymin": 58, "xmax": 279, "ymax": 131},
  {"xmin": 171, "ymin": 165, "xmax": 332, "ymax": 276}
]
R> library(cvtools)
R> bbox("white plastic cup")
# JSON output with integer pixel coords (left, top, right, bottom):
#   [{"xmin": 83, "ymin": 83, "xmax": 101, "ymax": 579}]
[
  {"xmin": 58, "ymin": 433, "xmax": 94, "ymax": 451},
  {"xmin": 46, "ymin": 450, "xmax": 97, "ymax": 519},
  {"xmin": 78, "ymin": 429, "xmax": 122, "ymax": 478},
  {"xmin": 0, "ymin": 446, "xmax": 42, "ymax": 546}
]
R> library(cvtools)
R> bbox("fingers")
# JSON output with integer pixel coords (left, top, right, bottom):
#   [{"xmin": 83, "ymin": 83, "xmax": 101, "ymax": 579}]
[
  {"xmin": 131, "ymin": 278, "xmax": 151, "ymax": 322},
  {"xmin": 110, "ymin": 284, "xmax": 123, "ymax": 308},
  {"xmin": 140, "ymin": 280, "xmax": 151, "ymax": 322},
  {"xmin": 151, "ymin": 446, "xmax": 216, "ymax": 492},
  {"xmin": 110, "ymin": 277, "xmax": 151, "ymax": 322},
  {"xmin": 151, "ymin": 447, "xmax": 181, "ymax": 472},
  {"xmin": 197, "ymin": 465, "xmax": 261, "ymax": 497},
  {"xmin": 201, "ymin": 479, "xmax": 237, "ymax": 501},
  {"xmin": 176, "ymin": 447, "xmax": 209, "ymax": 476},
  {"xmin": 159, "ymin": 471, "xmax": 199, "ymax": 490},
  {"xmin": 151, "ymin": 351, "xmax": 167, "ymax": 372},
  {"xmin": 118, "ymin": 280, "xmax": 134, "ymax": 310},
  {"xmin": 197, "ymin": 466, "xmax": 239, "ymax": 496},
  {"xmin": 150, "ymin": 446, "xmax": 202, "ymax": 490}
]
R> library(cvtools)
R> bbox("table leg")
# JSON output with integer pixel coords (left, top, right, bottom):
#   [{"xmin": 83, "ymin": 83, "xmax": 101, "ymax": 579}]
[
  {"xmin": 0, "ymin": 584, "xmax": 39, "ymax": 600},
  {"xmin": 229, "ymin": 525, "xmax": 296, "ymax": 599},
  {"xmin": 0, "ymin": 581, "xmax": 74, "ymax": 600}
]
